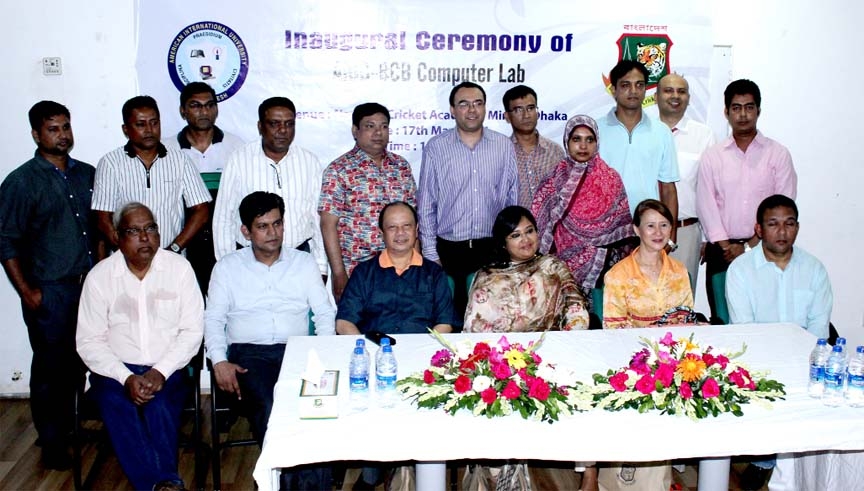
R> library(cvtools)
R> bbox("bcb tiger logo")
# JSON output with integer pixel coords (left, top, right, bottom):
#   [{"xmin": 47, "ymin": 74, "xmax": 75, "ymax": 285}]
[{"xmin": 637, "ymin": 42, "xmax": 667, "ymax": 79}]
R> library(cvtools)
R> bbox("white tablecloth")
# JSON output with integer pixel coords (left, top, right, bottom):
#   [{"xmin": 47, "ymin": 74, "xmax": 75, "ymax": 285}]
[{"xmin": 253, "ymin": 323, "xmax": 864, "ymax": 490}]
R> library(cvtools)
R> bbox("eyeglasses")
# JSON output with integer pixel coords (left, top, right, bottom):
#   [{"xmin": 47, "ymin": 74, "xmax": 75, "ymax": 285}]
[
  {"xmin": 455, "ymin": 100, "xmax": 485, "ymax": 110},
  {"xmin": 508, "ymin": 105, "xmax": 537, "ymax": 116},
  {"xmin": 120, "ymin": 224, "xmax": 159, "ymax": 237}
]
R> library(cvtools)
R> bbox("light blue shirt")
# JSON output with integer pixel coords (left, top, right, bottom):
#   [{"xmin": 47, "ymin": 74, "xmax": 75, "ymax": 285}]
[
  {"xmin": 597, "ymin": 108, "xmax": 679, "ymax": 215},
  {"xmin": 726, "ymin": 244, "xmax": 832, "ymax": 338},
  {"xmin": 204, "ymin": 247, "xmax": 335, "ymax": 364}
]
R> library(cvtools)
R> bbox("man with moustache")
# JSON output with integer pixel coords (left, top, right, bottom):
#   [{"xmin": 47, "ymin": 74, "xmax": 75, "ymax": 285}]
[
  {"xmin": 319, "ymin": 103, "xmax": 416, "ymax": 301},
  {"xmin": 417, "ymin": 82, "xmax": 518, "ymax": 323},
  {"xmin": 213, "ymin": 97, "xmax": 328, "ymax": 280},
  {"xmin": 164, "ymin": 82, "xmax": 244, "ymax": 294},
  {"xmin": 697, "ymin": 79, "xmax": 797, "ymax": 323},
  {"xmin": 91, "ymin": 95, "xmax": 212, "ymax": 254},
  {"xmin": 77, "ymin": 203, "xmax": 203, "ymax": 491},
  {"xmin": 0, "ymin": 101, "xmax": 98, "ymax": 469},
  {"xmin": 656, "ymin": 74, "xmax": 716, "ymax": 295},
  {"xmin": 503, "ymin": 85, "xmax": 565, "ymax": 207},
  {"xmin": 598, "ymin": 60, "xmax": 679, "ymax": 227}
]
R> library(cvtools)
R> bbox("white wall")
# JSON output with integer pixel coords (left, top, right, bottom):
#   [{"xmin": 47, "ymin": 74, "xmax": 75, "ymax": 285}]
[{"xmin": 0, "ymin": 0, "xmax": 860, "ymax": 394}]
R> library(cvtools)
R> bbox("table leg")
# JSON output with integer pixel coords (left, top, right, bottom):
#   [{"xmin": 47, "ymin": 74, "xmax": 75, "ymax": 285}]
[
  {"xmin": 697, "ymin": 457, "xmax": 730, "ymax": 491},
  {"xmin": 415, "ymin": 461, "xmax": 447, "ymax": 491}
]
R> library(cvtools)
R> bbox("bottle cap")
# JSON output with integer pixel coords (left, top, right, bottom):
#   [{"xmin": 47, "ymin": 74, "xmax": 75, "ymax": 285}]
[
  {"xmin": 833, "ymin": 345, "xmax": 843, "ymax": 352},
  {"xmin": 857, "ymin": 346, "xmax": 864, "ymax": 354},
  {"xmin": 354, "ymin": 347, "xmax": 364, "ymax": 355},
  {"xmin": 838, "ymin": 337, "xmax": 847, "ymax": 345},
  {"xmin": 380, "ymin": 338, "xmax": 391, "ymax": 347},
  {"xmin": 817, "ymin": 338, "xmax": 827, "ymax": 345},
  {"xmin": 383, "ymin": 345, "xmax": 393, "ymax": 353},
  {"xmin": 356, "ymin": 339, "xmax": 365, "ymax": 347}
]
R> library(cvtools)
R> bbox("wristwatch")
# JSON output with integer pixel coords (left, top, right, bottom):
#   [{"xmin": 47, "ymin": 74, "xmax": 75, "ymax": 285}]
[{"xmin": 169, "ymin": 242, "xmax": 182, "ymax": 254}]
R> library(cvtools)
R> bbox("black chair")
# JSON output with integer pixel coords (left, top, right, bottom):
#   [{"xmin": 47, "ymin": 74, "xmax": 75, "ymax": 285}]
[
  {"xmin": 208, "ymin": 359, "xmax": 258, "ymax": 491},
  {"xmin": 72, "ymin": 348, "xmax": 209, "ymax": 491}
]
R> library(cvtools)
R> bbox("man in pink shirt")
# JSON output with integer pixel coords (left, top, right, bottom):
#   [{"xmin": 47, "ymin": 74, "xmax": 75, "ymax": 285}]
[{"xmin": 696, "ymin": 79, "xmax": 797, "ymax": 324}]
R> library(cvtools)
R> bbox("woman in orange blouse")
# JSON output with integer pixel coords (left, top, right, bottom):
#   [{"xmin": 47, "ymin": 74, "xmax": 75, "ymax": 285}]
[{"xmin": 603, "ymin": 199, "xmax": 694, "ymax": 329}]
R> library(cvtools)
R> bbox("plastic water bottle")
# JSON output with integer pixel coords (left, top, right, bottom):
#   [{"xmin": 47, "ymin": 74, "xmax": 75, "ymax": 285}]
[
  {"xmin": 808, "ymin": 338, "xmax": 831, "ymax": 398},
  {"xmin": 349, "ymin": 339, "xmax": 370, "ymax": 410},
  {"xmin": 845, "ymin": 346, "xmax": 864, "ymax": 407},
  {"xmin": 823, "ymin": 345, "xmax": 847, "ymax": 407},
  {"xmin": 375, "ymin": 338, "xmax": 398, "ymax": 408}
]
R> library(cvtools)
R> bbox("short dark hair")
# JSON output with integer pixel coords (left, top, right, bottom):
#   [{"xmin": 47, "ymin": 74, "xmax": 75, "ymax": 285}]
[
  {"xmin": 122, "ymin": 96, "xmax": 160, "ymax": 124},
  {"xmin": 491, "ymin": 206, "xmax": 538, "ymax": 263},
  {"xmin": 180, "ymin": 82, "xmax": 216, "ymax": 106},
  {"xmin": 28, "ymin": 100, "xmax": 70, "ymax": 131},
  {"xmin": 724, "ymin": 79, "xmax": 761, "ymax": 109},
  {"xmin": 378, "ymin": 201, "xmax": 417, "ymax": 230},
  {"xmin": 610, "ymin": 60, "xmax": 649, "ymax": 87},
  {"xmin": 502, "ymin": 85, "xmax": 537, "ymax": 112},
  {"xmin": 239, "ymin": 191, "xmax": 285, "ymax": 229},
  {"xmin": 449, "ymin": 82, "xmax": 486, "ymax": 107},
  {"xmin": 757, "ymin": 194, "xmax": 798, "ymax": 226},
  {"xmin": 352, "ymin": 103, "xmax": 390, "ymax": 127},
  {"xmin": 633, "ymin": 199, "xmax": 673, "ymax": 226},
  {"xmin": 258, "ymin": 97, "xmax": 296, "ymax": 122}
]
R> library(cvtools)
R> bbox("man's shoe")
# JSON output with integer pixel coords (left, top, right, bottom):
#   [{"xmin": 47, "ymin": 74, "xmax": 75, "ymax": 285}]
[
  {"xmin": 739, "ymin": 463, "xmax": 771, "ymax": 490},
  {"xmin": 41, "ymin": 446, "xmax": 72, "ymax": 471}
]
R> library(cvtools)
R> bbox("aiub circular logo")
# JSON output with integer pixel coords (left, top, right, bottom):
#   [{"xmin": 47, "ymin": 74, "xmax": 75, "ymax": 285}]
[{"xmin": 167, "ymin": 21, "xmax": 249, "ymax": 101}]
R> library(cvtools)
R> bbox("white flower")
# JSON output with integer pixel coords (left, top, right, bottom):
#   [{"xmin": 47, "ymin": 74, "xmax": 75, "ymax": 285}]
[
  {"xmin": 472, "ymin": 375, "xmax": 492, "ymax": 392},
  {"xmin": 536, "ymin": 363, "xmax": 557, "ymax": 383},
  {"xmin": 453, "ymin": 340, "xmax": 475, "ymax": 360}
]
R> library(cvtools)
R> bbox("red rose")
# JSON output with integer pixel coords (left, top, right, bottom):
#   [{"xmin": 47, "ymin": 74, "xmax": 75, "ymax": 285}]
[
  {"xmin": 423, "ymin": 370, "xmax": 435, "ymax": 384},
  {"xmin": 702, "ymin": 353, "xmax": 716, "ymax": 367},
  {"xmin": 702, "ymin": 377, "xmax": 720, "ymax": 398},
  {"xmin": 654, "ymin": 362, "xmax": 675, "ymax": 388},
  {"xmin": 459, "ymin": 357, "xmax": 477, "ymax": 373},
  {"xmin": 502, "ymin": 380, "xmax": 521, "ymax": 400},
  {"xmin": 609, "ymin": 372, "xmax": 629, "ymax": 392},
  {"xmin": 528, "ymin": 378, "xmax": 551, "ymax": 401},
  {"xmin": 481, "ymin": 387, "xmax": 498, "ymax": 404},
  {"xmin": 635, "ymin": 374, "xmax": 656, "ymax": 394},
  {"xmin": 679, "ymin": 382, "xmax": 693, "ymax": 399},
  {"xmin": 491, "ymin": 361, "xmax": 512, "ymax": 380},
  {"xmin": 473, "ymin": 342, "xmax": 492, "ymax": 360},
  {"xmin": 454, "ymin": 375, "xmax": 471, "ymax": 394},
  {"xmin": 715, "ymin": 355, "xmax": 729, "ymax": 370}
]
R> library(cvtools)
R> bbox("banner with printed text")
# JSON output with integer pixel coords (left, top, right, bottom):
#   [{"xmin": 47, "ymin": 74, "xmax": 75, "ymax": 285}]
[{"xmin": 135, "ymin": 0, "xmax": 712, "ymax": 173}]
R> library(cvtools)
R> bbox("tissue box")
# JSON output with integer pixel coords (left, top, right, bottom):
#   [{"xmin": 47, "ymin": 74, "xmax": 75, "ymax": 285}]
[{"xmin": 299, "ymin": 370, "xmax": 340, "ymax": 419}]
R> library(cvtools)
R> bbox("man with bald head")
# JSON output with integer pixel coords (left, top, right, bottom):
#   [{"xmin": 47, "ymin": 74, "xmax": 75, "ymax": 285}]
[{"xmin": 656, "ymin": 74, "xmax": 715, "ymax": 295}]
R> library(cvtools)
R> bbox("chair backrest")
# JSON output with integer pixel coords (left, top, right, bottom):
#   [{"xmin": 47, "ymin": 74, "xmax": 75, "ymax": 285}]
[{"xmin": 712, "ymin": 271, "xmax": 730, "ymax": 325}]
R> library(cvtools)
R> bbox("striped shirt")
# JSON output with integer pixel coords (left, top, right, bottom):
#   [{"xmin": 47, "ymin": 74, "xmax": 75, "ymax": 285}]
[
  {"xmin": 213, "ymin": 141, "xmax": 327, "ymax": 274},
  {"xmin": 417, "ymin": 127, "xmax": 518, "ymax": 261},
  {"xmin": 512, "ymin": 131, "xmax": 566, "ymax": 207},
  {"xmin": 163, "ymin": 126, "xmax": 245, "ymax": 174},
  {"xmin": 91, "ymin": 143, "xmax": 211, "ymax": 248}
]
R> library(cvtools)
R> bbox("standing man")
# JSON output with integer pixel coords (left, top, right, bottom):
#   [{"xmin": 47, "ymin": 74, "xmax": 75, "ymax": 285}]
[
  {"xmin": 164, "ymin": 82, "xmax": 244, "ymax": 294},
  {"xmin": 598, "ymin": 60, "xmax": 679, "ymax": 226},
  {"xmin": 725, "ymin": 194, "xmax": 831, "ymax": 490},
  {"xmin": 0, "ymin": 101, "xmax": 98, "ymax": 469},
  {"xmin": 502, "ymin": 85, "xmax": 565, "ymax": 207},
  {"xmin": 91, "ymin": 95, "xmax": 212, "ymax": 254},
  {"xmin": 417, "ymin": 81, "xmax": 518, "ymax": 323},
  {"xmin": 213, "ymin": 97, "xmax": 327, "ymax": 279},
  {"xmin": 77, "ymin": 203, "xmax": 203, "ymax": 491},
  {"xmin": 656, "ymin": 74, "xmax": 716, "ymax": 295},
  {"xmin": 697, "ymin": 79, "xmax": 797, "ymax": 323},
  {"xmin": 205, "ymin": 192, "xmax": 335, "ymax": 446},
  {"xmin": 319, "ymin": 102, "xmax": 416, "ymax": 301}
]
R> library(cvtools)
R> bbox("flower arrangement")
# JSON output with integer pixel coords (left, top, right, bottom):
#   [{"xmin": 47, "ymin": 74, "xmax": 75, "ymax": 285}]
[
  {"xmin": 591, "ymin": 332, "xmax": 786, "ymax": 420},
  {"xmin": 397, "ymin": 331, "xmax": 593, "ymax": 423}
]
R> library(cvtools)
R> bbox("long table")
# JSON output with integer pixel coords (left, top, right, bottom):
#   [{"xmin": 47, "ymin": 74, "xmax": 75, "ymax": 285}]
[{"xmin": 253, "ymin": 324, "xmax": 864, "ymax": 490}]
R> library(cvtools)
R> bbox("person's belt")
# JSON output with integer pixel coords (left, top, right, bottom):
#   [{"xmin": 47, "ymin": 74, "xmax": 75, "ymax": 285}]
[
  {"xmin": 438, "ymin": 237, "xmax": 494, "ymax": 249},
  {"xmin": 676, "ymin": 217, "xmax": 699, "ymax": 228},
  {"xmin": 41, "ymin": 273, "xmax": 87, "ymax": 285}
]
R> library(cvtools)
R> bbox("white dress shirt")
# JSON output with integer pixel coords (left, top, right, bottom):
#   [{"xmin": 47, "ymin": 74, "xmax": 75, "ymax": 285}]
[
  {"xmin": 77, "ymin": 249, "xmax": 204, "ymax": 384},
  {"xmin": 204, "ymin": 247, "xmax": 336, "ymax": 364},
  {"xmin": 213, "ymin": 141, "xmax": 327, "ymax": 273},
  {"xmin": 671, "ymin": 117, "xmax": 716, "ymax": 220}
]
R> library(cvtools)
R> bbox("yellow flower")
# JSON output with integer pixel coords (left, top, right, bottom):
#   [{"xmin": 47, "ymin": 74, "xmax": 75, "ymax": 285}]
[
  {"xmin": 676, "ymin": 354, "xmax": 706, "ymax": 382},
  {"xmin": 677, "ymin": 337, "xmax": 699, "ymax": 352},
  {"xmin": 504, "ymin": 349, "xmax": 528, "ymax": 370}
]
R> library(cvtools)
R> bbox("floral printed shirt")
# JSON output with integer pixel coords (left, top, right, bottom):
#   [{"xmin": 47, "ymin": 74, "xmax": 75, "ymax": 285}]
[{"xmin": 319, "ymin": 146, "xmax": 416, "ymax": 274}]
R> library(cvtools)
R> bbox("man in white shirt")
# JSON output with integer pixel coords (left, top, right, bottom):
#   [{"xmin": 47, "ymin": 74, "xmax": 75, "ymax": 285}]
[
  {"xmin": 205, "ymin": 191, "xmax": 335, "ymax": 447},
  {"xmin": 212, "ymin": 97, "xmax": 327, "ymax": 280},
  {"xmin": 656, "ymin": 74, "xmax": 716, "ymax": 294},
  {"xmin": 77, "ymin": 202, "xmax": 203, "ymax": 491}
]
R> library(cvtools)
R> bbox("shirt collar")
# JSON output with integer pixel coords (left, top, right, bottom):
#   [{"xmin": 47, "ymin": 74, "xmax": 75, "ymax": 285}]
[
  {"xmin": 722, "ymin": 130, "xmax": 765, "ymax": 150},
  {"xmin": 754, "ymin": 242, "xmax": 797, "ymax": 270},
  {"xmin": 111, "ymin": 247, "xmax": 169, "ymax": 278},
  {"xmin": 32, "ymin": 150, "xmax": 77, "ymax": 170},
  {"xmin": 378, "ymin": 248, "xmax": 423, "ymax": 275},
  {"xmin": 124, "ymin": 140, "xmax": 168, "ymax": 159},
  {"xmin": 606, "ymin": 107, "xmax": 649, "ymax": 129},
  {"xmin": 175, "ymin": 126, "xmax": 225, "ymax": 149}
]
